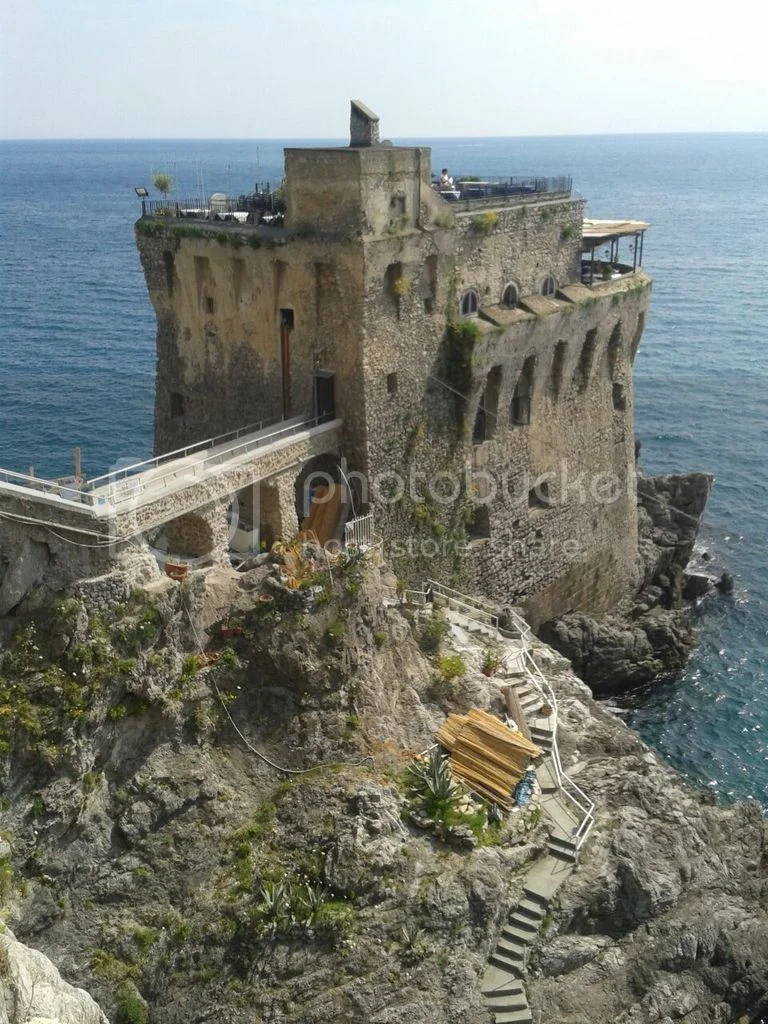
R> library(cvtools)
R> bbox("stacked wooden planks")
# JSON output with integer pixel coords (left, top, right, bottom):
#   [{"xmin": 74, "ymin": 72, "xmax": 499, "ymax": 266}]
[{"xmin": 437, "ymin": 708, "xmax": 541, "ymax": 810}]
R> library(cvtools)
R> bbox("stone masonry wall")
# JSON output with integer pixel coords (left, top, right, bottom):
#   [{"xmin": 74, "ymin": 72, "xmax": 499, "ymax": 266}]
[
  {"xmin": 357, "ymin": 186, "xmax": 651, "ymax": 619},
  {"xmin": 137, "ymin": 229, "xmax": 366, "ymax": 465},
  {"xmin": 454, "ymin": 199, "xmax": 584, "ymax": 300}
]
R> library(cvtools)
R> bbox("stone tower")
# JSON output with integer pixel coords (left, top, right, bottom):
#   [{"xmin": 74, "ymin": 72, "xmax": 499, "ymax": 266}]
[{"xmin": 136, "ymin": 101, "xmax": 651, "ymax": 625}]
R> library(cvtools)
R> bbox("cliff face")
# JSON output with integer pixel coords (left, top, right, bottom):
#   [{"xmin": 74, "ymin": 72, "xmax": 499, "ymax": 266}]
[
  {"xmin": 0, "ymin": 558, "xmax": 764, "ymax": 1024},
  {"xmin": 540, "ymin": 471, "xmax": 714, "ymax": 692}
]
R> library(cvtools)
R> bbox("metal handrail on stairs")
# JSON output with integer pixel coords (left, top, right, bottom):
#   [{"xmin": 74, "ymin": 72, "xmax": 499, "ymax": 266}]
[{"xmin": 424, "ymin": 580, "xmax": 595, "ymax": 850}]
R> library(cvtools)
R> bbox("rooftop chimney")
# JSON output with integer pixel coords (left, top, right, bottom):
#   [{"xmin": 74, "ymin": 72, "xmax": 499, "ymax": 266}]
[{"xmin": 350, "ymin": 100, "xmax": 380, "ymax": 148}]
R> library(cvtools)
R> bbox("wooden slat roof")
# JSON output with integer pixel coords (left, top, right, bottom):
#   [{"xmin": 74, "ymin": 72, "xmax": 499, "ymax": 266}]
[{"xmin": 582, "ymin": 218, "xmax": 650, "ymax": 245}]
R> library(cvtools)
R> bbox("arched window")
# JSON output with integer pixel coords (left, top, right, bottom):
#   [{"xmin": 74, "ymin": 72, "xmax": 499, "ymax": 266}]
[
  {"xmin": 540, "ymin": 274, "xmax": 556, "ymax": 298},
  {"xmin": 501, "ymin": 282, "xmax": 519, "ymax": 308},
  {"xmin": 511, "ymin": 356, "xmax": 535, "ymax": 426},
  {"xmin": 460, "ymin": 289, "xmax": 479, "ymax": 317}
]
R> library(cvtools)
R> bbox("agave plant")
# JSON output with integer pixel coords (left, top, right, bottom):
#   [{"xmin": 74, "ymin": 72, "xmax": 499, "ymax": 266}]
[
  {"xmin": 255, "ymin": 880, "xmax": 292, "ymax": 935},
  {"xmin": 407, "ymin": 747, "xmax": 462, "ymax": 813},
  {"xmin": 295, "ymin": 880, "xmax": 329, "ymax": 926}
]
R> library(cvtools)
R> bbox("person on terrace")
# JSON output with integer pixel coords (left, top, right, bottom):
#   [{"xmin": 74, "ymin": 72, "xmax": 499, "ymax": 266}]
[{"xmin": 438, "ymin": 168, "xmax": 453, "ymax": 188}]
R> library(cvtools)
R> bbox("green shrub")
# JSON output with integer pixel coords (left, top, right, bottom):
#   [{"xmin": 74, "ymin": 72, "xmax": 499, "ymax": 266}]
[
  {"xmin": 436, "ymin": 653, "xmax": 466, "ymax": 682},
  {"xmin": 443, "ymin": 319, "xmax": 479, "ymax": 417},
  {"xmin": 82, "ymin": 771, "xmax": 101, "ymax": 793},
  {"xmin": 135, "ymin": 220, "xmax": 164, "ymax": 238},
  {"xmin": 470, "ymin": 211, "xmax": 497, "ymax": 235},
  {"xmin": 373, "ymin": 631, "xmax": 387, "ymax": 648},
  {"xmin": 314, "ymin": 901, "xmax": 355, "ymax": 941},
  {"xmin": 419, "ymin": 614, "xmax": 450, "ymax": 654},
  {"xmin": 115, "ymin": 989, "xmax": 148, "ymax": 1024},
  {"xmin": 0, "ymin": 856, "xmax": 13, "ymax": 905},
  {"xmin": 324, "ymin": 620, "xmax": 344, "ymax": 647},
  {"xmin": 151, "ymin": 172, "xmax": 172, "ymax": 195}
]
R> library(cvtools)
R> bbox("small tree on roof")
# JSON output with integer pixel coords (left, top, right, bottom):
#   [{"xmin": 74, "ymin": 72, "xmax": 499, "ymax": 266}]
[{"xmin": 152, "ymin": 172, "xmax": 173, "ymax": 195}]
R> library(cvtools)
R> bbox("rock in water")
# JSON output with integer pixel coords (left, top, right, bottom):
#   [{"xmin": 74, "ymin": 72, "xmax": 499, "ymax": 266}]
[
  {"xmin": 0, "ymin": 929, "xmax": 108, "ymax": 1023},
  {"xmin": 540, "ymin": 471, "xmax": 713, "ymax": 691},
  {"xmin": 715, "ymin": 571, "xmax": 734, "ymax": 594}
]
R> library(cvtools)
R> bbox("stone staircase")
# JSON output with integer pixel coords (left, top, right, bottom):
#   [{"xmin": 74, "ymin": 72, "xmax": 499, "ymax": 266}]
[
  {"xmin": 483, "ymin": 882, "xmax": 556, "ymax": 1023},
  {"xmin": 407, "ymin": 594, "xmax": 593, "ymax": 1023}
]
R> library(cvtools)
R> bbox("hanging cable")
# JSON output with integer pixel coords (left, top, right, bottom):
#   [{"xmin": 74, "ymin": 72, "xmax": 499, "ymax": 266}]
[{"xmin": 183, "ymin": 605, "xmax": 373, "ymax": 777}]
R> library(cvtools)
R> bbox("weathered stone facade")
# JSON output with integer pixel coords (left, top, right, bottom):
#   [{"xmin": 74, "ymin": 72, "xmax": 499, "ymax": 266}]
[{"xmin": 135, "ymin": 103, "xmax": 652, "ymax": 622}]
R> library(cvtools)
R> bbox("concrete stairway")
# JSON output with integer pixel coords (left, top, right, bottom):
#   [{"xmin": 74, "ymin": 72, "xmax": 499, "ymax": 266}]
[
  {"xmin": 482, "ymin": 884, "xmax": 556, "ymax": 1023},
  {"xmin": 427, "ymin": 597, "xmax": 592, "ymax": 1022}
]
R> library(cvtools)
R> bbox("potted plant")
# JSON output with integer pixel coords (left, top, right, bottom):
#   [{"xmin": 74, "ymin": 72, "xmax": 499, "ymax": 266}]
[{"xmin": 481, "ymin": 649, "xmax": 501, "ymax": 677}]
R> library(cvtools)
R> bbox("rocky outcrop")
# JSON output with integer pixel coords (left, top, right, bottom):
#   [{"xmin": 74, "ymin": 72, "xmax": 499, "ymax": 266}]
[
  {"xmin": 540, "ymin": 608, "xmax": 695, "ymax": 692},
  {"xmin": 522, "ymin": 650, "xmax": 768, "ymax": 1024},
  {"xmin": 540, "ymin": 471, "xmax": 714, "ymax": 692},
  {"xmin": 636, "ymin": 472, "xmax": 714, "ymax": 598},
  {"xmin": 0, "ymin": 929, "xmax": 108, "ymax": 1024},
  {"xmin": 0, "ymin": 559, "xmax": 765, "ymax": 1024}
]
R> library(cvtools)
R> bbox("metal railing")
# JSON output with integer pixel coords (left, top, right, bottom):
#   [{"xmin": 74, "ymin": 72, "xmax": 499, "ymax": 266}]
[
  {"xmin": 426, "ymin": 578, "xmax": 500, "ymax": 631},
  {"xmin": 435, "ymin": 175, "xmax": 573, "ymax": 209},
  {"xmin": 94, "ymin": 414, "xmax": 338, "ymax": 510},
  {"xmin": 344, "ymin": 512, "xmax": 375, "ymax": 548},
  {"xmin": 86, "ymin": 415, "xmax": 285, "ymax": 490},
  {"xmin": 0, "ymin": 468, "xmax": 87, "ymax": 503},
  {"xmin": 420, "ymin": 581, "xmax": 595, "ymax": 850},
  {"xmin": 141, "ymin": 190, "xmax": 286, "ymax": 222},
  {"xmin": 0, "ymin": 413, "xmax": 339, "ymax": 513}
]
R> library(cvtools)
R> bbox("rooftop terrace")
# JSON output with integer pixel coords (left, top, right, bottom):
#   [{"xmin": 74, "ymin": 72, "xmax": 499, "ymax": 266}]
[{"xmin": 432, "ymin": 174, "xmax": 573, "ymax": 211}]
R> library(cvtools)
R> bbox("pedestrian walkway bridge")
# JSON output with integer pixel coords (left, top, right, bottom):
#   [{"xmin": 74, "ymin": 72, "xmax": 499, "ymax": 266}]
[{"xmin": 0, "ymin": 414, "xmax": 342, "ymax": 542}]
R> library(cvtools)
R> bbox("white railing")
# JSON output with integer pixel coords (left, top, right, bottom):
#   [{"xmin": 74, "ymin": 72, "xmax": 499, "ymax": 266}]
[
  {"xmin": 426, "ymin": 578, "xmax": 500, "ymax": 631},
  {"xmin": 515, "ymin": 644, "xmax": 595, "ymax": 848},
  {"xmin": 344, "ymin": 512, "xmax": 375, "ymax": 548},
  {"xmin": 0, "ymin": 415, "xmax": 340, "ymax": 514},
  {"xmin": 86, "ymin": 415, "xmax": 281, "ymax": 489},
  {"xmin": 92, "ymin": 414, "xmax": 329, "ymax": 508},
  {"xmin": 0, "ymin": 467, "xmax": 90, "ymax": 504},
  {"xmin": 423, "ymin": 580, "xmax": 595, "ymax": 850}
]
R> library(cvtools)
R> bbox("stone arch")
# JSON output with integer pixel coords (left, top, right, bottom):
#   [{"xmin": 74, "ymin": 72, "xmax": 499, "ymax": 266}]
[
  {"xmin": 630, "ymin": 311, "xmax": 646, "ymax": 360},
  {"xmin": 510, "ymin": 356, "xmax": 535, "ymax": 426},
  {"xmin": 607, "ymin": 321, "xmax": 623, "ymax": 374},
  {"xmin": 540, "ymin": 274, "xmax": 557, "ymax": 298},
  {"xmin": 501, "ymin": 282, "xmax": 519, "ymax": 308},
  {"xmin": 473, "ymin": 365, "xmax": 503, "ymax": 443},
  {"xmin": 294, "ymin": 454, "xmax": 349, "ymax": 545},
  {"xmin": 460, "ymin": 289, "xmax": 479, "ymax": 317},
  {"xmin": 575, "ymin": 328, "xmax": 598, "ymax": 392},
  {"xmin": 550, "ymin": 341, "xmax": 568, "ymax": 398},
  {"xmin": 165, "ymin": 514, "xmax": 215, "ymax": 559}
]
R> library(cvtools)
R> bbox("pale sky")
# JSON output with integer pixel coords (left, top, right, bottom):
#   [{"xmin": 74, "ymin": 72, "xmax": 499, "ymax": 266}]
[{"xmin": 2, "ymin": 0, "xmax": 767, "ymax": 139}]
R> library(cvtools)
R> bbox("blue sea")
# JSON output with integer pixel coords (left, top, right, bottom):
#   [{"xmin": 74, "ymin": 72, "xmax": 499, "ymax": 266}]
[{"xmin": 1, "ymin": 135, "xmax": 767, "ymax": 806}]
